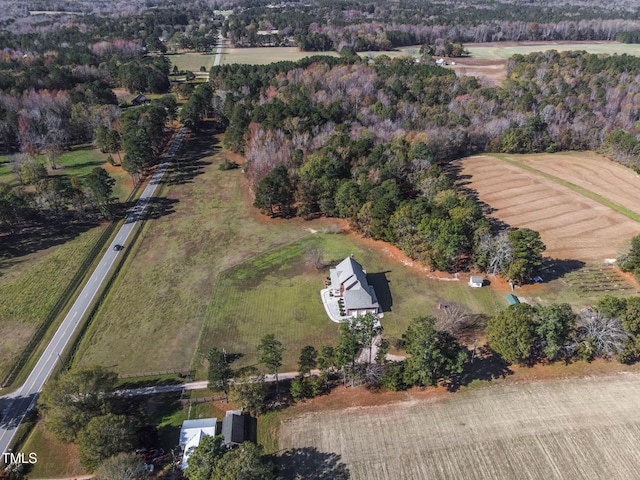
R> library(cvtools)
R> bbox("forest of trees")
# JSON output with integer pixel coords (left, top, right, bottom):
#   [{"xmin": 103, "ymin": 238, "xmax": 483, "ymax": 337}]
[
  {"xmin": 223, "ymin": 0, "xmax": 640, "ymax": 50},
  {"xmin": 199, "ymin": 49, "xmax": 640, "ymax": 275}
]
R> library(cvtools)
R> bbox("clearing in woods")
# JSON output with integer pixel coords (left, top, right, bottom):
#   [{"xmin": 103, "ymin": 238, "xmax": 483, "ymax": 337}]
[
  {"xmin": 279, "ymin": 373, "xmax": 640, "ymax": 480},
  {"xmin": 221, "ymin": 47, "xmax": 339, "ymax": 65},
  {"xmin": 455, "ymin": 153, "xmax": 640, "ymax": 261},
  {"xmin": 167, "ymin": 52, "xmax": 217, "ymax": 72}
]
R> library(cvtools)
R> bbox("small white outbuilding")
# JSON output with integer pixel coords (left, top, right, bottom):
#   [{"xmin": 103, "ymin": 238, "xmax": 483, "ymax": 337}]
[{"xmin": 468, "ymin": 276, "xmax": 483, "ymax": 288}]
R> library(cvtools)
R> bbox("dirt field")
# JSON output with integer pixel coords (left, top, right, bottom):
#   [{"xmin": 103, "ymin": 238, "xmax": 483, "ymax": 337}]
[
  {"xmin": 457, "ymin": 155, "xmax": 640, "ymax": 260},
  {"xmin": 449, "ymin": 58, "xmax": 507, "ymax": 85},
  {"xmin": 279, "ymin": 373, "xmax": 640, "ymax": 480},
  {"xmin": 513, "ymin": 152, "xmax": 640, "ymax": 217}
]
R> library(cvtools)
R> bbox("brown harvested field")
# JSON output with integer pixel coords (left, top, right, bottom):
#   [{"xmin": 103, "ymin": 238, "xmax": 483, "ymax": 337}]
[
  {"xmin": 512, "ymin": 151, "xmax": 640, "ymax": 217},
  {"xmin": 279, "ymin": 373, "xmax": 640, "ymax": 480},
  {"xmin": 449, "ymin": 58, "xmax": 507, "ymax": 85},
  {"xmin": 456, "ymin": 155, "xmax": 640, "ymax": 260}
]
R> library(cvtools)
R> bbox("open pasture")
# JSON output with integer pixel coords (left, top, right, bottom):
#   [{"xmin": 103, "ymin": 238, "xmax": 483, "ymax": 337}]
[
  {"xmin": 195, "ymin": 232, "xmax": 502, "ymax": 373},
  {"xmin": 279, "ymin": 373, "xmax": 640, "ymax": 480},
  {"xmin": 222, "ymin": 47, "xmax": 338, "ymax": 65},
  {"xmin": 464, "ymin": 41, "xmax": 640, "ymax": 60},
  {"xmin": 73, "ymin": 127, "xmax": 313, "ymax": 376},
  {"xmin": 457, "ymin": 155, "xmax": 640, "ymax": 260},
  {"xmin": 167, "ymin": 52, "xmax": 217, "ymax": 72}
]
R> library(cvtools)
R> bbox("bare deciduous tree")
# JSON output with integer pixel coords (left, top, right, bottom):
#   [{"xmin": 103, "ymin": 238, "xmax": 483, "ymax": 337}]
[
  {"xmin": 363, "ymin": 362, "xmax": 384, "ymax": 387},
  {"xmin": 436, "ymin": 302, "xmax": 472, "ymax": 336},
  {"xmin": 567, "ymin": 309, "xmax": 630, "ymax": 360},
  {"xmin": 476, "ymin": 230, "xmax": 513, "ymax": 275}
]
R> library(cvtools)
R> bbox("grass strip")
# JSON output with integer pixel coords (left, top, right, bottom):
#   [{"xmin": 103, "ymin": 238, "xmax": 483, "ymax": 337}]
[
  {"xmin": 62, "ymin": 218, "xmax": 147, "ymax": 371},
  {"xmin": 1, "ymin": 221, "xmax": 118, "ymax": 389},
  {"xmin": 491, "ymin": 153, "xmax": 640, "ymax": 223}
]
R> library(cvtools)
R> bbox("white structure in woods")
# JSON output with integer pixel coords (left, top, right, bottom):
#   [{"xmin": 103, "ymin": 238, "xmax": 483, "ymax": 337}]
[
  {"xmin": 468, "ymin": 276, "xmax": 483, "ymax": 288},
  {"xmin": 179, "ymin": 418, "xmax": 218, "ymax": 470},
  {"xmin": 329, "ymin": 255, "xmax": 380, "ymax": 317}
]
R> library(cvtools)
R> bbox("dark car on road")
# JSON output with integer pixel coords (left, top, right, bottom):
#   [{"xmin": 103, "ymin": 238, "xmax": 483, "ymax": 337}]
[{"xmin": 113, "ymin": 244, "xmax": 124, "ymax": 251}]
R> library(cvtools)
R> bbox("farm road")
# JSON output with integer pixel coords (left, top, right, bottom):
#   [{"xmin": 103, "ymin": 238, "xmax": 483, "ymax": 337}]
[{"xmin": 0, "ymin": 128, "xmax": 186, "ymax": 459}]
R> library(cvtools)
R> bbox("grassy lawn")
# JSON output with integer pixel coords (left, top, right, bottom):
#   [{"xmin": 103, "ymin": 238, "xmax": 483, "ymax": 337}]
[
  {"xmin": 222, "ymin": 47, "xmax": 338, "ymax": 65},
  {"xmin": 167, "ymin": 52, "xmax": 217, "ymax": 71},
  {"xmin": 0, "ymin": 146, "xmax": 132, "ymax": 201},
  {"xmin": 0, "ymin": 224, "xmax": 108, "ymax": 382},
  {"xmin": 73, "ymin": 124, "xmax": 315, "ymax": 376},
  {"xmin": 195, "ymin": 232, "xmax": 505, "ymax": 375},
  {"xmin": 20, "ymin": 422, "xmax": 85, "ymax": 479}
]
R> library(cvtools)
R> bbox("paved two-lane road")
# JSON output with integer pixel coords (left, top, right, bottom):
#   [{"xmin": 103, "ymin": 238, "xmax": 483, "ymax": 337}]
[
  {"xmin": 0, "ymin": 127, "xmax": 186, "ymax": 458},
  {"xmin": 0, "ymin": 33, "xmax": 225, "ymax": 460}
]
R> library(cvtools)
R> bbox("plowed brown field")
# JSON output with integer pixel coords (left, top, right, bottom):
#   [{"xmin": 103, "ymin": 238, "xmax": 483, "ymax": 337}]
[
  {"xmin": 456, "ymin": 154, "xmax": 640, "ymax": 260},
  {"xmin": 515, "ymin": 152, "xmax": 640, "ymax": 215},
  {"xmin": 279, "ymin": 373, "xmax": 640, "ymax": 480}
]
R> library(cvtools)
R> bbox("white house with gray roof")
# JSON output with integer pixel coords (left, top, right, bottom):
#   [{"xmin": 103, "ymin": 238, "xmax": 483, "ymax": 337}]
[
  {"xmin": 178, "ymin": 418, "xmax": 219, "ymax": 470},
  {"xmin": 329, "ymin": 256, "xmax": 379, "ymax": 317}
]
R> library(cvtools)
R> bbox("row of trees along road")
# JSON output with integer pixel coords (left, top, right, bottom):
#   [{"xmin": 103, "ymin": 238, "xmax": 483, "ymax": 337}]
[{"xmin": 207, "ymin": 313, "xmax": 468, "ymax": 406}]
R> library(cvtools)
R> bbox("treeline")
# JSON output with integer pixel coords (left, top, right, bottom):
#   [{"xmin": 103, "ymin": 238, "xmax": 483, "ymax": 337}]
[
  {"xmin": 223, "ymin": 0, "xmax": 640, "ymax": 50},
  {"xmin": 0, "ymin": 43, "xmax": 171, "ymax": 95},
  {"xmin": 205, "ymin": 56, "xmax": 560, "ymax": 281},
  {"xmin": 203, "ymin": 51, "xmax": 640, "ymax": 274},
  {"xmin": 1, "ymin": 3, "xmax": 221, "ymax": 54},
  {"xmin": 0, "ymin": 161, "xmax": 117, "ymax": 230},
  {"xmin": 487, "ymin": 295, "xmax": 640, "ymax": 366},
  {"xmin": 0, "ymin": 97, "xmax": 175, "ymax": 232}
]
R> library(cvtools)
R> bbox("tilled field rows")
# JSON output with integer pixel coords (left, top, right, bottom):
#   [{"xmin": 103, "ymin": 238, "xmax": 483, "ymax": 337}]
[
  {"xmin": 515, "ymin": 152, "xmax": 640, "ymax": 217},
  {"xmin": 280, "ymin": 374, "xmax": 640, "ymax": 480},
  {"xmin": 457, "ymin": 156, "xmax": 640, "ymax": 260}
]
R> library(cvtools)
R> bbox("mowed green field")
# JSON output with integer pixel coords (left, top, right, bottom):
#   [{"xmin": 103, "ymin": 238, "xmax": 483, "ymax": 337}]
[
  {"xmin": 222, "ymin": 47, "xmax": 338, "ymax": 65},
  {"xmin": 280, "ymin": 373, "xmax": 640, "ymax": 480},
  {"xmin": 195, "ymin": 232, "xmax": 504, "ymax": 373},
  {"xmin": 167, "ymin": 52, "xmax": 217, "ymax": 72},
  {"xmin": 0, "ymin": 148, "xmax": 131, "ymax": 383},
  {"xmin": 73, "ymin": 127, "xmax": 316, "ymax": 375},
  {"xmin": 464, "ymin": 41, "xmax": 640, "ymax": 59}
]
